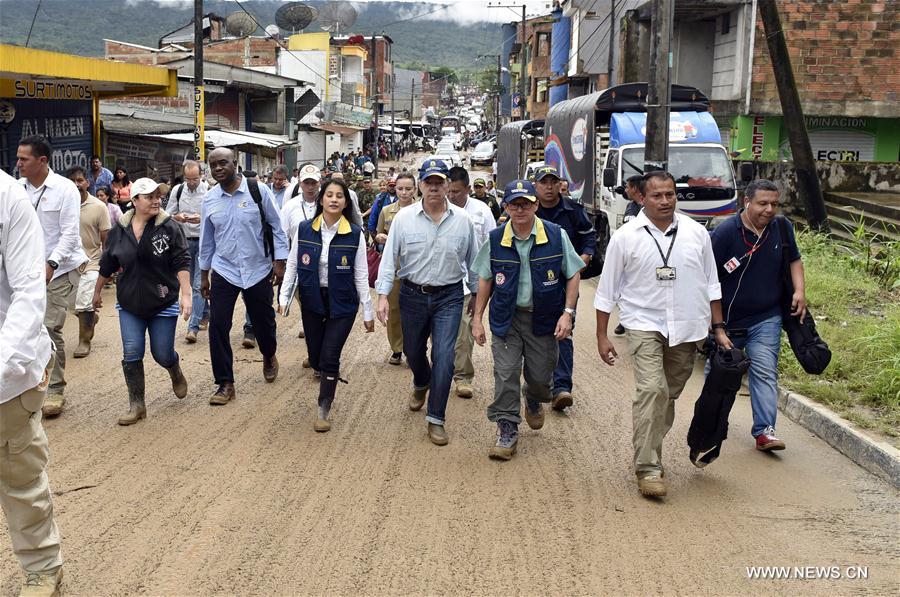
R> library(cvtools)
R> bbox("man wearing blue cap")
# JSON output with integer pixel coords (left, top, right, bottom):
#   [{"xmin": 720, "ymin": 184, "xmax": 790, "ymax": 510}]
[
  {"xmin": 533, "ymin": 165, "xmax": 596, "ymax": 411},
  {"xmin": 375, "ymin": 159, "xmax": 479, "ymax": 446},
  {"xmin": 471, "ymin": 180, "xmax": 585, "ymax": 460}
]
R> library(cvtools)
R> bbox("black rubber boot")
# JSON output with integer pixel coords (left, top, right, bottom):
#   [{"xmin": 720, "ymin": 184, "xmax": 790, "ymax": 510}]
[
  {"xmin": 118, "ymin": 360, "xmax": 146, "ymax": 425},
  {"xmin": 314, "ymin": 374, "xmax": 340, "ymax": 432}
]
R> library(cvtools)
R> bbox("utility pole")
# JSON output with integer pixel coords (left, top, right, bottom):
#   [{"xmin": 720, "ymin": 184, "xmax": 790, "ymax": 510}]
[
  {"xmin": 759, "ymin": 0, "xmax": 828, "ymax": 230},
  {"xmin": 193, "ymin": 0, "xmax": 204, "ymax": 161},
  {"xmin": 496, "ymin": 54, "xmax": 502, "ymax": 131},
  {"xmin": 370, "ymin": 34, "xmax": 379, "ymax": 174},
  {"xmin": 410, "ymin": 79, "xmax": 415, "ymax": 121},
  {"xmin": 644, "ymin": 0, "xmax": 674, "ymax": 172},
  {"xmin": 390, "ymin": 68, "xmax": 395, "ymax": 160},
  {"xmin": 521, "ymin": 4, "xmax": 527, "ymax": 120}
]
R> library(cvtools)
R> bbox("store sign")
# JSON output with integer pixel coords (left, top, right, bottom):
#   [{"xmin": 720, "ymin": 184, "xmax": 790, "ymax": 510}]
[
  {"xmin": 0, "ymin": 98, "xmax": 92, "ymax": 173},
  {"xmin": 0, "ymin": 79, "xmax": 93, "ymax": 101},
  {"xmin": 751, "ymin": 115, "xmax": 765, "ymax": 159}
]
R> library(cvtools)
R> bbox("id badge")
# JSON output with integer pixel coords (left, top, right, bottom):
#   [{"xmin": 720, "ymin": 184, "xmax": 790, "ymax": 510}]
[
  {"xmin": 656, "ymin": 266, "xmax": 676, "ymax": 281},
  {"xmin": 724, "ymin": 257, "xmax": 741, "ymax": 273}
]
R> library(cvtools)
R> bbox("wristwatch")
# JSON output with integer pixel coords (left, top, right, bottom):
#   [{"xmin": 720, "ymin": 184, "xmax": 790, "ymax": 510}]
[
  {"xmin": 564, "ymin": 307, "xmax": 576, "ymax": 316},
  {"xmin": 47, "ymin": 260, "xmax": 59, "ymax": 270},
  {"xmin": 711, "ymin": 322, "xmax": 726, "ymax": 330}
]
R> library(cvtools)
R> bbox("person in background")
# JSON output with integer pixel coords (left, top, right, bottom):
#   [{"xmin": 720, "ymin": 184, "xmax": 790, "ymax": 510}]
[
  {"xmin": 0, "ymin": 168, "xmax": 65, "ymax": 597},
  {"xmin": 559, "ymin": 179, "xmax": 571, "ymax": 199},
  {"xmin": 355, "ymin": 176, "xmax": 376, "ymax": 221},
  {"xmin": 65, "ymin": 166, "xmax": 111, "ymax": 359},
  {"xmin": 17, "ymin": 135, "xmax": 88, "ymax": 418},
  {"xmin": 367, "ymin": 179, "xmax": 397, "ymax": 234},
  {"xmin": 87, "ymin": 154, "xmax": 113, "ymax": 196},
  {"xmin": 167, "ymin": 160, "xmax": 210, "ymax": 344},
  {"xmin": 290, "ymin": 167, "xmax": 300, "ymax": 185},
  {"xmin": 533, "ymin": 165, "xmax": 596, "ymax": 412},
  {"xmin": 96, "ymin": 186, "xmax": 122, "ymax": 228},
  {"xmin": 614, "ymin": 174, "xmax": 646, "ymax": 337},
  {"xmin": 93, "ymin": 178, "xmax": 192, "ymax": 425},
  {"xmin": 472, "ymin": 177, "xmax": 502, "ymax": 222},
  {"xmin": 279, "ymin": 178, "xmax": 374, "ymax": 432},
  {"xmin": 374, "ymin": 172, "xmax": 418, "ymax": 365},
  {"xmin": 269, "ymin": 164, "xmax": 290, "ymax": 210},
  {"xmin": 111, "ymin": 166, "xmax": 132, "ymax": 211},
  {"xmin": 328, "ymin": 172, "xmax": 364, "ymax": 227}
]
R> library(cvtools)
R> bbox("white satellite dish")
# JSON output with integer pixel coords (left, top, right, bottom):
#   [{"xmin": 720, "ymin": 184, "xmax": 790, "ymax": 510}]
[{"xmin": 265, "ymin": 24, "xmax": 281, "ymax": 38}]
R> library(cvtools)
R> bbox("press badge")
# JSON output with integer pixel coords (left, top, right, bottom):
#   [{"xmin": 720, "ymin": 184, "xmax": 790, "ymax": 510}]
[
  {"xmin": 656, "ymin": 266, "xmax": 676, "ymax": 281},
  {"xmin": 724, "ymin": 257, "xmax": 741, "ymax": 273}
]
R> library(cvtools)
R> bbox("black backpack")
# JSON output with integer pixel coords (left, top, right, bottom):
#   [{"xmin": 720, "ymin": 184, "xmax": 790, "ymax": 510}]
[{"xmin": 246, "ymin": 179, "xmax": 275, "ymax": 258}]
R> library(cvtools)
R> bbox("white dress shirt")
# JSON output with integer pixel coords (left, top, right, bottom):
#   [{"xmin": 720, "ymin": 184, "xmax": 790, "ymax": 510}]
[
  {"xmin": 280, "ymin": 197, "xmax": 318, "ymax": 244},
  {"xmin": 20, "ymin": 168, "xmax": 87, "ymax": 280},
  {"xmin": 462, "ymin": 197, "xmax": 496, "ymax": 297},
  {"xmin": 280, "ymin": 216, "xmax": 373, "ymax": 321},
  {"xmin": 1, "ymin": 169, "xmax": 52, "ymax": 404},
  {"xmin": 594, "ymin": 210, "xmax": 721, "ymax": 346}
]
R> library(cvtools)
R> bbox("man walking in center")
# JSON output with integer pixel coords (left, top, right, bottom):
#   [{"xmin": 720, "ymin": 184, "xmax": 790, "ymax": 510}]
[
  {"xmin": 534, "ymin": 165, "xmax": 596, "ymax": 411},
  {"xmin": 86, "ymin": 154, "xmax": 113, "ymax": 197},
  {"xmin": 167, "ymin": 160, "xmax": 209, "ymax": 344},
  {"xmin": 471, "ymin": 180, "xmax": 584, "ymax": 460},
  {"xmin": 1, "ymin": 168, "xmax": 65, "ymax": 596},
  {"xmin": 17, "ymin": 135, "xmax": 88, "ymax": 418},
  {"xmin": 595, "ymin": 171, "xmax": 731, "ymax": 498},
  {"xmin": 199, "ymin": 148, "xmax": 289, "ymax": 404},
  {"xmin": 447, "ymin": 166, "xmax": 496, "ymax": 399},
  {"xmin": 375, "ymin": 159, "xmax": 479, "ymax": 446}
]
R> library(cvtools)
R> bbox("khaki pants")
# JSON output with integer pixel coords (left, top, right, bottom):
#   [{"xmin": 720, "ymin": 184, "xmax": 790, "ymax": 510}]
[
  {"xmin": 453, "ymin": 294, "xmax": 475, "ymax": 383},
  {"xmin": 44, "ymin": 270, "xmax": 79, "ymax": 394},
  {"xmin": 0, "ymin": 386, "xmax": 63, "ymax": 573},
  {"xmin": 626, "ymin": 330, "xmax": 696, "ymax": 478},
  {"xmin": 386, "ymin": 278, "xmax": 403, "ymax": 354}
]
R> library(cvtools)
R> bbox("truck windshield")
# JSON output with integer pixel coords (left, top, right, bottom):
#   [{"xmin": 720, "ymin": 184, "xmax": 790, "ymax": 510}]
[{"xmin": 621, "ymin": 147, "xmax": 735, "ymax": 189}]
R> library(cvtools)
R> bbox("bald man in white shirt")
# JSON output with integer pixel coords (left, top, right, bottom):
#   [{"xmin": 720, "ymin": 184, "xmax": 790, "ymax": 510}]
[{"xmin": 0, "ymin": 168, "xmax": 65, "ymax": 596}]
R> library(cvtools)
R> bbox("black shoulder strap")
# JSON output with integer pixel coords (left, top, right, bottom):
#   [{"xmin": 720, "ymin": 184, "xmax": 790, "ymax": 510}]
[
  {"xmin": 247, "ymin": 179, "xmax": 274, "ymax": 259},
  {"xmin": 176, "ymin": 183, "xmax": 184, "ymax": 201},
  {"xmin": 291, "ymin": 181, "xmax": 301, "ymax": 198}
]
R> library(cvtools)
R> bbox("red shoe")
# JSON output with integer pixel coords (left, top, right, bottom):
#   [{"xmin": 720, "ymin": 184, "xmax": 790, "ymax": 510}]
[{"xmin": 755, "ymin": 427, "xmax": 785, "ymax": 451}]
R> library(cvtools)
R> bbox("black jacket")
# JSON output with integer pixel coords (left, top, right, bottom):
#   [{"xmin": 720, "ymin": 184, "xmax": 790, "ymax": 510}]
[
  {"xmin": 536, "ymin": 195, "xmax": 597, "ymax": 257},
  {"xmin": 99, "ymin": 209, "xmax": 190, "ymax": 319}
]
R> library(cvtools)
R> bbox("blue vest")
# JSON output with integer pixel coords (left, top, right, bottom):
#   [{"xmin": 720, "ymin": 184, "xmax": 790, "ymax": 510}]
[
  {"xmin": 296, "ymin": 217, "xmax": 362, "ymax": 318},
  {"xmin": 488, "ymin": 218, "xmax": 566, "ymax": 338}
]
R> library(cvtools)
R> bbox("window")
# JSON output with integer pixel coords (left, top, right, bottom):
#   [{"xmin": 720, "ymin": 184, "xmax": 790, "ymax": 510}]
[
  {"xmin": 537, "ymin": 31, "xmax": 551, "ymax": 57},
  {"xmin": 535, "ymin": 78, "xmax": 549, "ymax": 103}
]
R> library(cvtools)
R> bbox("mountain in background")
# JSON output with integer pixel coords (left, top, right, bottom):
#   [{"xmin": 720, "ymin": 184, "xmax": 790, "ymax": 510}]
[{"xmin": 0, "ymin": 0, "xmax": 504, "ymax": 70}]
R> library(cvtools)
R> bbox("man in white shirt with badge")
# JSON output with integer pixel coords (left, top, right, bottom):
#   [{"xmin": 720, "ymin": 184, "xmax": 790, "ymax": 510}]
[
  {"xmin": 0, "ymin": 168, "xmax": 65, "ymax": 596},
  {"xmin": 17, "ymin": 135, "xmax": 88, "ymax": 417},
  {"xmin": 594, "ymin": 171, "xmax": 731, "ymax": 499}
]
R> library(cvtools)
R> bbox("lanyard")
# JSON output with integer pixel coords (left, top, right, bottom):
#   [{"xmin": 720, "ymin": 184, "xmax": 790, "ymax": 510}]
[
  {"xmin": 739, "ymin": 225, "xmax": 768, "ymax": 260},
  {"xmin": 32, "ymin": 185, "xmax": 47, "ymax": 211},
  {"xmin": 644, "ymin": 225, "xmax": 677, "ymax": 267}
]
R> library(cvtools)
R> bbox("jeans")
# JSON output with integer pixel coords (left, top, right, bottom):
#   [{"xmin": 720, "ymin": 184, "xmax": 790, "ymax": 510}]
[
  {"xmin": 301, "ymin": 290, "xmax": 356, "ymax": 375},
  {"xmin": 186, "ymin": 238, "xmax": 210, "ymax": 332},
  {"xmin": 552, "ymin": 312, "xmax": 575, "ymax": 396},
  {"xmin": 399, "ymin": 281, "xmax": 464, "ymax": 426},
  {"xmin": 209, "ymin": 271, "xmax": 277, "ymax": 384},
  {"xmin": 119, "ymin": 308, "xmax": 178, "ymax": 366},
  {"xmin": 727, "ymin": 314, "xmax": 782, "ymax": 437}
]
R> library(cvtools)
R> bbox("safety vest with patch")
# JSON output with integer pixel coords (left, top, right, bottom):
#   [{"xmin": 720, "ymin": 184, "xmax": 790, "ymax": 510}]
[{"xmin": 295, "ymin": 215, "xmax": 361, "ymax": 318}]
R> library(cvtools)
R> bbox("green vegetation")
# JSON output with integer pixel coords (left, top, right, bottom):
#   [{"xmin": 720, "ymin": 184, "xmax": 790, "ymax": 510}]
[{"xmin": 779, "ymin": 229, "xmax": 900, "ymax": 444}]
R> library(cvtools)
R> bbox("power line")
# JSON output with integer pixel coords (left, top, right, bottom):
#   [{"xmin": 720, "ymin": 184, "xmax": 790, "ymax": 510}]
[{"xmin": 25, "ymin": 0, "xmax": 43, "ymax": 47}]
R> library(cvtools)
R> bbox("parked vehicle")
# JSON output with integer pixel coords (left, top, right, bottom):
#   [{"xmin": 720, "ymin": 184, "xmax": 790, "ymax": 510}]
[
  {"xmin": 495, "ymin": 119, "xmax": 545, "ymax": 190},
  {"xmin": 421, "ymin": 153, "xmax": 462, "ymax": 168},
  {"xmin": 523, "ymin": 160, "xmax": 545, "ymax": 181},
  {"xmin": 469, "ymin": 141, "xmax": 496, "ymax": 167}
]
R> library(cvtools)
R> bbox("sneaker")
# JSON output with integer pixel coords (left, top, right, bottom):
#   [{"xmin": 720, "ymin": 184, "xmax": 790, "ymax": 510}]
[
  {"xmin": 614, "ymin": 323, "xmax": 625, "ymax": 335},
  {"xmin": 409, "ymin": 387, "xmax": 427, "ymax": 411},
  {"xmin": 637, "ymin": 475, "xmax": 667, "ymax": 497},
  {"xmin": 455, "ymin": 382, "xmax": 473, "ymax": 399},
  {"xmin": 551, "ymin": 391, "xmax": 573, "ymax": 411},
  {"xmin": 20, "ymin": 566, "xmax": 63, "ymax": 597},
  {"xmin": 524, "ymin": 398, "xmax": 544, "ymax": 430},
  {"xmin": 755, "ymin": 426, "xmax": 786, "ymax": 451},
  {"xmin": 489, "ymin": 420, "xmax": 518, "ymax": 460},
  {"xmin": 242, "ymin": 333, "xmax": 256, "ymax": 349},
  {"xmin": 427, "ymin": 422, "xmax": 449, "ymax": 446},
  {"xmin": 41, "ymin": 394, "xmax": 65, "ymax": 418},
  {"xmin": 185, "ymin": 330, "xmax": 198, "ymax": 344},
  {"xmin": 388, "ymin": 352, "xmax": 403, "ymax": 365}
]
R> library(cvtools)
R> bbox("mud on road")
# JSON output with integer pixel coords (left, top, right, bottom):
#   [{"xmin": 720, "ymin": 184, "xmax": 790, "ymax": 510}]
[{"xmin": 2, "ymin": 284, "xmax": 898, "ymax": 595}]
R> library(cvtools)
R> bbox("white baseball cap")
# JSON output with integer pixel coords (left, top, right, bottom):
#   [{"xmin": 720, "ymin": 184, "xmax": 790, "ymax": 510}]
[
  {"xmin": 298, "ymin": 163, "xmax": 320, "ymax": 182},
  {"xmin": 130, "ymin": 177, "xmax": 162, "ymax": 199}
]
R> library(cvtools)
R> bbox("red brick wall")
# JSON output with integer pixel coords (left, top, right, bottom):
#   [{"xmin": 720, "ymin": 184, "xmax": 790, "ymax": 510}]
[
  {"xmin": 105, "ymin": 37, "xmax": 279, "ymax": 69},
  {"xmin": 750, "ymin": 0, "xmax": 899, "ymax": 117}
]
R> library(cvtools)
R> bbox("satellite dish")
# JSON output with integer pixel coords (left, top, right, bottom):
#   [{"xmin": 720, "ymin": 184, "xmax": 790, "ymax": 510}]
[
  {"xmin": 318, "ymin": 1, "xmax": 357, "ymax": 34},
  {"xmin": 275, "ymin": 2, "xmax": 318, "ymax": 33},
  {"xmin": 224, "ymin": 11, "xmax": 257, "ymax": 37},
  {"xmin": 265, "ymin": 24, "xmax": 281, "ymax": 38}
]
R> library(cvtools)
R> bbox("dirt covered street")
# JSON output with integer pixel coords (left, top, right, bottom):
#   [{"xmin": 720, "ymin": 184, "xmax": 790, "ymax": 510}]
[{"xmin": 1, "ymin": 282, "xmax": 897, "ymax": 595}]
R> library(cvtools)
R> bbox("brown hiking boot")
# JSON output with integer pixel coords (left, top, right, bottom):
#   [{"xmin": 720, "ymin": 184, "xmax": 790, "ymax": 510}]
[
  {"xmin": 209, "ymin": 382, "xmax": 236, "ymax": 405},
  {"xmin": 551, "ymin": 391, "xmax": 573, "ymax": 411},
  {"xmin": 20, "ymin": 566, "xmax": 63, "ymax": 597},
  {"xmin": 409, "ymin": 387, "xmax": 428, "ymax": 411},
  {"xmin": 263, "ymin": 355, "xmax": 279, "ymax": 383},
  {"xmin": 524, "ymin": 399, "xmax": 544, "ymax": 430},
  {"xmin": 41, "ymin": 394, "xmax": 65, "ymax": 418},
  {"xmin": 427, "ymin": 422, "xmax": 449, "ymax": 446},
  {"xmin": 455, "ymin": 382, "xmax": 473, "ymax": 399},
  {"xmin": 185, "ymin": 330, "xmax": 198, "ymax": 344},
  {"xmin": 638, "ymin": 475, "xmax": 667, "ymax": 497}
]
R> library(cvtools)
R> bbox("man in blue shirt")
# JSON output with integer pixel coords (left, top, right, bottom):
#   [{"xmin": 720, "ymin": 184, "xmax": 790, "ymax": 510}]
[
  {"xmin": 367, "ymin": 179, "xmax": 397, "ymax": 233},
  {"xmin": 709, "ymin": 179, "xmax": 807, "ymax": 453},
  {"xmin": 533, "ymin": 165, "xmax": 597, "ymax": 411},
  {"xmin": 269, "ymin": 164, "xmax": 290, "ymax": 210},
  {"xmin": 199, "ymin": 148, "xmax": 289, "ymax": 404},
  {"xmin": 86, "ymin": 155, "xmax": 113, "ymax": 196}
]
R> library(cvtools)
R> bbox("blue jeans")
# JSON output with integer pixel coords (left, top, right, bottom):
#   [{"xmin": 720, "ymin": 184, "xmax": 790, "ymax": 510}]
[
  {"xmin": 552, "ymin": 312, "xmax": 575, "ymax": 396},
  {"xmin": 119, "ymin": 308, "xmax": 178, "ymax": 366},
  {"xmin": 186, "ymin": 238, "xmax": 210, "ymax": 332},
  {"xmin": 399, "ymin": 281, "xmax": 464, "ymax": 426}
]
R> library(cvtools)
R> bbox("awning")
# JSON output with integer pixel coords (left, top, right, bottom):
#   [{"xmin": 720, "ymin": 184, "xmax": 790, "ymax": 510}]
[
  {"xmin": 313, "ymin": 123, "xmax": 366, "ymax": 136},
  {"xmin": 142, "ymin": 129, "xmax": 296, "ymax": 153},
  {"xmin": 378, "ymin": 125, "xmax": 407, "ymax": 132},
  {"xmin": 102, "ymin": 114, "xmax": 196, "ymax": 136}
]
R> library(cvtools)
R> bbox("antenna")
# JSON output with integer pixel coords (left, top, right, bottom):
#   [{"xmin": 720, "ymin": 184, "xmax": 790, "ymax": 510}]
[
  {"xmin": 275, "ymin": 2, "xmax": 318, "ymax": 34},
  {"xmin": 318, "ymin": 1, "xmax": 357, "ymax": 34},
  {"xmin": 224, "ymin": 11, "xmax": 257, "ymax": 37}
]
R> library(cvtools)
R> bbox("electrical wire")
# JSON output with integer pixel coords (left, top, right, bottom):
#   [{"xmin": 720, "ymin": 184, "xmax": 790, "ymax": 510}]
[{"xmin": 25, "ymin": 0, "xmax": 43, "ymax": 47}]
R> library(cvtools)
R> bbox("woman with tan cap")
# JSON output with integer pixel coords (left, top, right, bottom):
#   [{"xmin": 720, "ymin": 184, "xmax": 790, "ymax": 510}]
[{"xmin": 93, "ymin": 178, "xmax": 193, "ymax": 425}]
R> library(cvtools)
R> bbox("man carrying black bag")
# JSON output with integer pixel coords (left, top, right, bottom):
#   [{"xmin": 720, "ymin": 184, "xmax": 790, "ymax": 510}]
[{"xmin": 709, "ymin": 180, "xmax": 808, "ymax": 453}]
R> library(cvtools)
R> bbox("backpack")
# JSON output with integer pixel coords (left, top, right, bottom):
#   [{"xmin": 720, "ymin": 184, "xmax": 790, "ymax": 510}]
[{"xmin": 246, "ymin": 179, "xmax": 275, "ymax": 258}]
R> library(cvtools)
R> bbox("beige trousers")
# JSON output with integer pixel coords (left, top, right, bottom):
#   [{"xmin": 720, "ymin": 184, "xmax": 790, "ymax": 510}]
[
  {"xmin": 44, "ymin": 270, "xmax": 79, "ymax": 394},
  {"xmin": 386, "ymin": 277, "xmax": 403, "ymax": 354},
  {"xmin": 0, "ymin": 385, "xmax": 63, "ymax": 573},
  {"xmin": 453, "ymin": 294, "xmax": 475, "ymax": 383},
  {"xmin": 626, "ymin": 330, "xmax": 697, "ymax": 478}
]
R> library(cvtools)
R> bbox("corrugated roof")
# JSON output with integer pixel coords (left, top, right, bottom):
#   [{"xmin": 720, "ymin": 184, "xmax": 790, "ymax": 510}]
[{"xmin": 102, "ymin": 114, "xmax": 196, "ymax": 135}]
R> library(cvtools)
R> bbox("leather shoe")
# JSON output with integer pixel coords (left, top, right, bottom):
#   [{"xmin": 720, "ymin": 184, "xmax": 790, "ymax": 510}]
[
  {"xmin": 409, "ymin": 387, "xmax": 427, "ymax": 411},
  {"xmin": 455, "ymin": 382, "xmax": 473, "ymax": 398},
  {"xmin": 638, "ymin": 475, "xmax": 667, "ymax": 497},
  {"xmin": 209, "ymin": 382, "xmax": 235, "ymax": 405},
  {"xmin": 427, "ymin": 422, "xmax": 449, "ymax": 446},
  {"xmin": 263, "ymin": 355, "xmax": 279, "ymax": 382},
  {"xmin": 551, "ymin": 391, "xmax": 573, "ymax": 411}
]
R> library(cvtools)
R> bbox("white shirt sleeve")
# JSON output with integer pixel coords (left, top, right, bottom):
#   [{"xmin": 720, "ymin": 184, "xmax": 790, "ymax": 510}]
[
  {"xmin": 279, "ymin": 228, "xmax": 299, "ymax": 307},
  {"xmin": 49, "ymin": 182, "xmax": 86, "ymax": 268},
  {"xmin": 354, "ymin": 233, "xmax": 374, "ymax": 321},
  {"xmin": 701, "ymin": 231, "xmax": 722, "ymax": 301},
  {"xmin": 594, "ymin": 232, "xmax": 625, "ymax": 313}
]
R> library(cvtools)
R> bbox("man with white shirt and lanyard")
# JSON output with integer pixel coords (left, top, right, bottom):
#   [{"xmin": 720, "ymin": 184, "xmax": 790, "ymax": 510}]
[
  {"xmin": 447, "ymin": 166, "xmax": 496, "ymax": 399},
  {"xmin": 0, "ymin": 168, "xmax": 65, "ymax": 596},
  {"xmin": 17, "ymin": 135, "xmax": 88, "ymax": 418},
  {"xmin": 595, "ymin": 171, "xmax": 731, "ymax": 498}
]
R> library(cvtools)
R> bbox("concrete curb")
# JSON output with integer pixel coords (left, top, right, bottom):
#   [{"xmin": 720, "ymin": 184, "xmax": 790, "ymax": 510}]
[{"xmin": 778, "ymin": 387, "xmax": 900, "ymax": 489}]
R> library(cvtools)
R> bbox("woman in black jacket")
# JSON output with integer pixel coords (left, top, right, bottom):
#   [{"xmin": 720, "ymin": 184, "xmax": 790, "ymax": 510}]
[{"xmin": 93, "ymin": 178, "xmax": 193, "ymax": 425}]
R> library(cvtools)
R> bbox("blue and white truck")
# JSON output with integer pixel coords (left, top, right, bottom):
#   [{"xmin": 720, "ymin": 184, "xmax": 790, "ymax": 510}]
[{"xmin": 544, "ymin": 83, "xmax": 742, "ymax": 252}]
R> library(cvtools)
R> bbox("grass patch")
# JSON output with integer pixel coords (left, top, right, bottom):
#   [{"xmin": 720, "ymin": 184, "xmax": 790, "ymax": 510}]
[{"xmin": 779, "ymin": 230, "xmax": 900, "ymax": 445}]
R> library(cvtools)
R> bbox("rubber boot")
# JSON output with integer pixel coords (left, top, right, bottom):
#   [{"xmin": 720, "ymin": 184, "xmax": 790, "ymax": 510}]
[
  {"xmin": 164, "ymin": 357, "xmax": 188, "ymax": 399},
  {"xmin": 314, "ymin": 374, "xmax": 339, "ymax": 432},
  {"xmin": 118, "ymin": 360, "xmax": 146, "ymax": 426},
  {"xmin": 73, "ymin": 311, "xmax": 96, "ymax": 358}
]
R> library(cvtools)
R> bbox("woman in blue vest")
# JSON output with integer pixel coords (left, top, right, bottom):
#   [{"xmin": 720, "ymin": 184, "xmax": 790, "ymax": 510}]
[{"xmin": 280, "ymin": 178, "xmax": 375, "ymax": 432}]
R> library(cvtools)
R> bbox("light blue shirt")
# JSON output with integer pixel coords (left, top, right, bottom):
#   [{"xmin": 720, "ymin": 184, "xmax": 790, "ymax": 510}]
[
  {"xmin": 87, "ymin": 166, "xmax": 113, "ymax": 196},
  {"xmin": 199, "ymin": 176, "xmax": 289, "ymax": 289},
  {"xmin": 270, "ymin": 184, "xmax": 287, "ymax": 209},
  {"xmin": 375, "ymin": 200, "xmax": 478, "ymax": 295}
]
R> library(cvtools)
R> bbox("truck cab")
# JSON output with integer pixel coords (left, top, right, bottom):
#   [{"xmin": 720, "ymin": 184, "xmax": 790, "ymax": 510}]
[{"xmin": 495, "ymin": 119, "xmax": 545, "ymax": 189}]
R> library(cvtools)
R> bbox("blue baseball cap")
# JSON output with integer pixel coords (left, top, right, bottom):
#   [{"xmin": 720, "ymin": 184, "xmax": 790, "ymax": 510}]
[
  {"xmin": 502, "ymin": 179, "xmax": 537, "ymax": 205},
  {"xmin": 534, "ymin": 164, "xmax": 561, "ymax": 181},
  {"xmin": 419, "ymin": 158, "xmax": 449, "ymax": 180}
]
